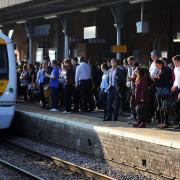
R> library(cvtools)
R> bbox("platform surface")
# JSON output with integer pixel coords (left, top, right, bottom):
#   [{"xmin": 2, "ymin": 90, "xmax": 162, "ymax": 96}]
[{"xmin": 16, "ymin": 103, "xmax": 180, "ymax": 149}]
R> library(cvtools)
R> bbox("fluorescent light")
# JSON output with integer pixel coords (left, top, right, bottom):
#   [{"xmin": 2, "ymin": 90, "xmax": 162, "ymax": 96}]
[
  {"xmin": 8, "ymin": 29, "xmax": 14, "ymax": 39},
  {"xmin": 129, "ymin": 0, "xmax": 151, "ymax": 4},
  {"xmin": 80, "ymin": 7, "xmax": 98, "ymax": 13},
  {"xmin": 44, "ymin": 15, "xmax": 57, "ymax": 19},
  {"xmin": 173, "ymin": 39, "xmax": 180, "ymax": 43},
  {"xmin": 16, "ymin": 20, "xmax": 26, "ymax": 24}
]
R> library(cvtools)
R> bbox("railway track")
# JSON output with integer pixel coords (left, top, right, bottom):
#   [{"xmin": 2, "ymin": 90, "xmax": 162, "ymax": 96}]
[
  {"xmin": 4, "ymin": 140, "xmax": 116, "ymax": 180},
  {"xmin": 0, "ymin": 158, "xmax": 43, "ymax": 180}
]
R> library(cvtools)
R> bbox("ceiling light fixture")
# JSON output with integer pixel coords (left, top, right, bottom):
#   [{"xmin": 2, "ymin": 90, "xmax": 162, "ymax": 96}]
[
  {"xmin": 44, "ymin": 15, "xmax": 57, "ymax": 20},
  {"xmin": 129, "ymin": 0, "xmax": 151, "ymax": 4},
  {"xmin": 16, "ymin": 20, "xmax": 26, "ymax": 24},
  {"xmin": 80, "ymin": 7, "xmax": 99, "ymax": 13}
]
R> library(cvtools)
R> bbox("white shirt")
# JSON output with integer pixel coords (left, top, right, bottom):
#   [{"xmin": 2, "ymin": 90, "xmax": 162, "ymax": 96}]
[
  {"xmin": 75, "ymin": 62, "xmax": 91, "ymax": 86},
  {"xmin": 20, "ymin": 70, "xmax": 28, "ymax": 86},
  {"xmin": 173, "ymin": 67, "xmax": 180, "ymax": 89},
  {"xmin": 36, "ymin": 69, "xmax": 45, "ymax": 84},
  {"xmin": 109, "ymin": 68, "xmax": 117, "ymax": 86},
  {"xmin": 126, "ymin": 65, "xmax": 135, "ymax": 88},
  {"xmin": 100, "ymin": 71, "xmax": 109, "ymax": 92},
  {"xmin": 149, "ymin": 61, "xmax": 158, "ymax": 77}
]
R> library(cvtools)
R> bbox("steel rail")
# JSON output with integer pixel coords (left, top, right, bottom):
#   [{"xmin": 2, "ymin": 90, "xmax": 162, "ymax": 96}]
[
  {"xmin": 0, "ymin": 158, "xmax": 43, "ymax": 180},
  {"xmin": 5, "ymin": 141, "xmax": 116, "ymax": 180},
  {"xmin": 25, "ymin": 139, "xmax": 176, "ymax": 180}
]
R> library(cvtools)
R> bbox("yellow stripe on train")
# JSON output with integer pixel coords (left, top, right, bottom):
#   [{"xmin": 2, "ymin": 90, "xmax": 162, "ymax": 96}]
[
  {"xmin": 0, "ymin": 38, "xmax": 6, "ymax": 44},
  {"xmin": 0, "ymin": 80, "xmax": 8, "ymax": 94}
]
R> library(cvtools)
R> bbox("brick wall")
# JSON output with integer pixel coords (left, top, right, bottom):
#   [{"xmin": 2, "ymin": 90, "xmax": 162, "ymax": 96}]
[{"xmin": 13, "ymin": 111, "xmax": 180, "ymax": 180}]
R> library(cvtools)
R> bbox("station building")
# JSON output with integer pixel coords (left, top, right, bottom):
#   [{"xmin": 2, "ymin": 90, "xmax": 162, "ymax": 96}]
[{"xmin": 0, "ymin": 0, "xmax": 179, "ymax": 64}]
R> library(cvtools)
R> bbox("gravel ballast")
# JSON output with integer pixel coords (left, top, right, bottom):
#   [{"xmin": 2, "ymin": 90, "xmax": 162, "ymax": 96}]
[
  {"xmin": 0, "ymin": 164, "xmax": 29, "ymax": 180},
  {"xmin": 8, "ymin": 137, "xmax": 152, "ymax": 180},
  {"xmin": 0, "ymin": 142, "xmax": 91, "ymax": 180}
]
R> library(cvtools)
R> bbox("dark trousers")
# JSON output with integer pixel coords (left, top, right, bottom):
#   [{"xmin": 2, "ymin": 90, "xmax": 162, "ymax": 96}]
[
  {"xmin": 79, "ymin": 79, "xmax": 94, "ymax": 111},
  {"xmin": 156, "ymin": 97, "xmax": 169, "ymax": 125},
  {"xmin": 107, "ymin": 87, "xmax": 120, "ymax": 121},
  {"xmin": 64, "ymin": 85, "xmax": 73, "ymax": 112},
  {"xmin": 50, "ymin": 87, "xmax": 59, "ymax": 109},
  {"xmin": 59, "ymin": 84, "xmax": 64, "ymax": 107},
  {"xmin": 93, "ymin": 86, "xmax": 100, "ymax": 108},
  {"xmin": 176, "ymin": 100, "xmax": 180, "ymax": 125},
  {"xmin": 40, "ymin": 83, "xmax": 46, "ymax": 108},
  {"xmin": 72, "ymin": 86, "xmax": 79, "ymax": 111},
  {"xmin": 21, "ymin": 85, "xmax": 28, "ymax": 101},
  {"xmin": 99, "ymin": 92, "xmax": 107, "ymax": 119}
]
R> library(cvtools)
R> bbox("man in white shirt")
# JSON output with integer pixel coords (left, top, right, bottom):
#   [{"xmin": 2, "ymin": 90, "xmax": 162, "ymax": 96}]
[
  {"xmin": 149, "ymin": 50, "xmax": 160, "ymax": 123},
  {"xmin": 75, "ymin": 58, "xmax": 91, "ymax": 86},
  {"xmin": 149, "ymin": 50, "xmax": 160, "ymax": 78},
  {"xmin": 75, "ymin": 57, "xmax": 94, "ymax": 111},
  {"xmin": 172, "ymin": 55, "xmax": 180, "ymax": 129}
]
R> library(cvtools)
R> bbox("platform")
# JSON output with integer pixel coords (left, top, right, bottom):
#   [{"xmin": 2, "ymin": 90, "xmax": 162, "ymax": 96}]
[{"xmin": 12, "ymin": 103, "xmax": 180, "ymax": 180}]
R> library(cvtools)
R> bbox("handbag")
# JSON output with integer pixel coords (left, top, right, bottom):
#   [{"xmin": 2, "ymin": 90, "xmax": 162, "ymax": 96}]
[
  {"xmin": 43, "ymin": 84, "xmax": 50, "ymax": 98},
  {"xmin": 162, "ymin": 98, "xmax": 177, "ymax": 113},
  {"xmin": 156, "ymin": 87, "xmax": 171, "ymax": 98},
  {"xmin": 136, "ymin": 103, "xmax": 147, "ymax": 120}
]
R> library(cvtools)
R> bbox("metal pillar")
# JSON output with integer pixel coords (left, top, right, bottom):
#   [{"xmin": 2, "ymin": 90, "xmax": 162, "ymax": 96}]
[
  {"xmin": 59, "ymin": 15, "xmax": 70, "ymax": 59},
  {"xmin": 110, "ymin": 3, "xmax": 128, "ymax": 60},
  {"xmin": 141, "ymin": 2, "xmax": 144, "ymax": 22},
  {"xmin": 25, "ymin": 23, "xmax": 33, "ymax": 64},
  {"xmin": 29, "ymin": 36, "xmax": 32, "ymax": 64},
  {"xmin": 116, "ymin": 26, "xmax": 122, "ymax": 60},
  {"xmin": 167, "ymin": 6, "xmax": 173, "ymax": 61},
  {"xmin": 64, "ymin": 34, "xmax": 69, "ymax": 59}
]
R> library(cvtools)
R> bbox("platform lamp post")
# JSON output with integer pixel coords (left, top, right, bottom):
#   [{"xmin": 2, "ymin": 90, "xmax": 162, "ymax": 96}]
[{"xmin": 110, "ymin": 3, "xmax": 128, "ymax": 60}]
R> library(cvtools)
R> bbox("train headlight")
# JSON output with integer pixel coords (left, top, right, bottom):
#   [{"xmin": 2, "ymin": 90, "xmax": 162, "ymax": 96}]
[{"xmin": 9, "ymin": 88, "xmax": 14, "ymax": 93}]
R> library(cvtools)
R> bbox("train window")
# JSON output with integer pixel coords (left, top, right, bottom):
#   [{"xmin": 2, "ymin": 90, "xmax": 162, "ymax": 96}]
[{"xmin": 0, "ymin": 44, "xmax": 9, "ymax": 78}]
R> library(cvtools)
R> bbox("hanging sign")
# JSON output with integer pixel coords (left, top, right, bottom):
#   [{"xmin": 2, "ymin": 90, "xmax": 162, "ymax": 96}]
[{"xmin": 112, "ymin": 45, "xmax": 127, "ymax": 53}]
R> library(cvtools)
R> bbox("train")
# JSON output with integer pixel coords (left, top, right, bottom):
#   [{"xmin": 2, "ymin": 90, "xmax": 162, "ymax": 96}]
[{"xmin": 0, "ymin": 32, "xmax": 16, "ymax": 129}]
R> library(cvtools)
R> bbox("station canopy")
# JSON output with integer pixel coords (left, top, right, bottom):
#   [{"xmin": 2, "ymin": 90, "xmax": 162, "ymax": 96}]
[{"xmin": 0, "ymin": 0, "xmax": 132, "ymax": 25}]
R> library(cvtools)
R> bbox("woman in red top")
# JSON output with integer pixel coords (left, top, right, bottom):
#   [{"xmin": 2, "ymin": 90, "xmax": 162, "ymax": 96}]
[{"xmin": 133, "ymin": 67, "xmax": 152, "ymax": 128}]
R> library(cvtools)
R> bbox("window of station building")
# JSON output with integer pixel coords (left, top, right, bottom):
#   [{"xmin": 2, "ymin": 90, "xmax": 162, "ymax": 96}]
[
  {"xmin": 49, "ymin": 49, "xmax": 56, "ymax": 61},
  {"xmin": 0, "ymin": 44, "xmax": 9, "ymax": 78},
  {"xmin": 36, "ymin": 48, "xmax": 43, "ymax": 63}
]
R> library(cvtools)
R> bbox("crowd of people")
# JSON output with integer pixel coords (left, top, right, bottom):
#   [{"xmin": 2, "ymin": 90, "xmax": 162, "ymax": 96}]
[{"xmin": 16, "ymin": 51, "xmax": 180, "ymax": 129}]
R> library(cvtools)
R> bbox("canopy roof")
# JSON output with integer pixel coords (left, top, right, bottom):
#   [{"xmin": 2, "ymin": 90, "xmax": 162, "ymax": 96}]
[{"xmin": 0, "ymin": 0, "xmax": 130, "ymax": 25}]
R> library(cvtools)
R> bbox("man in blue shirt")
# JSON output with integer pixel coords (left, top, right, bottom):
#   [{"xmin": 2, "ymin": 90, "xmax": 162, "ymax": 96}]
[{"xmin": 45, "ymin": 60, "xmax": 59, "ymax": 111}]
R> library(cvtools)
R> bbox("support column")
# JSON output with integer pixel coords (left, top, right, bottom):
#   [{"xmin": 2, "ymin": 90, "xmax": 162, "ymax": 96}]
[
  {"xmin": 167, "ymin": 6, "xmax": 173, "ymax": 61},
  {"xmin": 59, "ymin": 15, "xmax": 71, "ymax": 59},
  {"xmin": 110, "ymin": 3, "xmax": 128, "ymax": 60},
  {"xmin": 25, "ymin": 23, "xmax": 33, "ymax": 64}
]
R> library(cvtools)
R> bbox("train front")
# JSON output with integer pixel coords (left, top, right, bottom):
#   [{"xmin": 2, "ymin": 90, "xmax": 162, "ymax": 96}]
[{"xmin": 0, "ymin": 33, "xmax": 17, "ymax": 129}]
